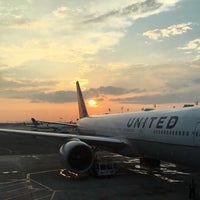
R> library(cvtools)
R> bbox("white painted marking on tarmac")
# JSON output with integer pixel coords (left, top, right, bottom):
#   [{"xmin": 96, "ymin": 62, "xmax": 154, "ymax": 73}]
[{"xmin": 2, "ymin": 170, "xmax": 19, "ymax": 174}]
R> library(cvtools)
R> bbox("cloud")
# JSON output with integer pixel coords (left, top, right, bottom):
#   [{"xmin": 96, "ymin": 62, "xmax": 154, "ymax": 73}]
[
  {"xmin": 193, "ymin": 78, "xmax": 200, "ymax": 84},
  {"xmin": 84, "ymin": 0, "xmax": 162, "ymax": 23},
  {"xmin": 29, "ymin": 85, "xmax": 133, "ymax": 103},
  {"xmin": 0, "ymin": 0, "xmax": 181, "ymax": 69},
  {"xmin": 84, "ymin": 86, "xmax": 141, "ymax": 97},
  {"xmin": 0, "ymin": 74, "xmax": 58, "ymax": 98},
  {"xmin": 0, "ymin": 17, "xmax": 31, "ymax": 27},
  {"xmin": 0, "ymin": 78, "xmax": 76, "ymax": 103},
  {"xmin": 143, "ymin": 22, "xmax": 192, "ymax": 40},
  {"xmin": 52, "ymin": 6, "xmax": 81, "ymax": 19},
  {"xmin": 178, "ymin": 38, "xmax": 200, "ymax": 52},
  {"xmin": 53, "ymin": 7, "xmax": 69, "ymax": 19},
  {"xmin": 83, "ymin": 0, "xmax": 180, "ymax": 25},
  {"xmin": 0, "ymin": 73, "xmax": 140, "ymax": 103},
  {"xmin": 31, "ymin": 85, "xmax": 135, "ymax": 103},
  {"xmin": 31, "ymin": 90, "xmax": 76, "ymax": 103},
  {"xmin": 0, "ymin": 1, "xmax": 31, "ymax": 27},
  {"xmin": 1, "ymin": 58, "xmax": 200, "ymax": 105},
  {"xmin": 0, "ymin": 0, "xmax": 190, "ymax": 106},
  {"xmin": 0, "ymin": 39, "xmax": 85, "ymax": 66},
  {"xmin": 0, "ymin": 30, "xmax": 126, "ymax": 68},
  {"xmin": 178, "ymin": 38, "xmax": 200, "ymax": 61},
  {"xmin": 77, "ymin": 60, "xmax": 200, "ymax": 104},
  {"xmin": 111, "ymin": 91, "xmax": 199, "ymax": 104}
]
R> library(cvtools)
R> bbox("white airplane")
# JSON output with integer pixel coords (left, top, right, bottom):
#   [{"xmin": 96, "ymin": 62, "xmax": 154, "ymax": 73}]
[
  {"xmin": 25, "ymin": 117, "xmax": 76, "ymax": 132},
  {"xmin": 1, "ymin": 81, "xmax": 200, "ymax": 174}
]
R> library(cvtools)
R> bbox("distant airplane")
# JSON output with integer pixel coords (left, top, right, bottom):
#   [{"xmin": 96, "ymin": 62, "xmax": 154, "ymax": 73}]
[
  {"xmin": 1, "ymin": 81, "xmax": 200, "ymax": 175},
  {"xmin": 25, "ymin": 117, "xmax": 76, "ymax": 132}
]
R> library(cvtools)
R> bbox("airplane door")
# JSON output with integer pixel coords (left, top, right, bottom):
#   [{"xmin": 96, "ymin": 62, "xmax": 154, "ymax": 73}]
[{"xmin": 194, "ymin": 123, "xmax": 200, "ymax": 145}]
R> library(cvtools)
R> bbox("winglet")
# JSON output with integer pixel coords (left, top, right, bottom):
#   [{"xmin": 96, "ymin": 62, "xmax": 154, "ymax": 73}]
[{"xmin": 76, "ymin": 81, "xmax": 89, "ymax": 118}]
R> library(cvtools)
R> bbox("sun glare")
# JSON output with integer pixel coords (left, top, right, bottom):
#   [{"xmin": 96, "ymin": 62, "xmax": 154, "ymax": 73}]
[{"xmin": 88, "ymin": 99, "xmax": 97, "ymax": 107}]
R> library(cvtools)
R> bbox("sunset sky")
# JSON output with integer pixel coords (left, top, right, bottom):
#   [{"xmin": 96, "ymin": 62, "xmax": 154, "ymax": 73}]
[{"xmin": 0, "ymin": 0, "xmax": 200, "ymax": 122}]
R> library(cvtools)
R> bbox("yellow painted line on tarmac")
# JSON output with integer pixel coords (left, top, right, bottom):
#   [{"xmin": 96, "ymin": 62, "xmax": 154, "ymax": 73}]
[
  {"xmin": 26, "ymin": 168, "xmax": 70, "ymax": 200},
  {"xmin": 50, "ymin": 191, "xmax": 56, "ymax": 200}
]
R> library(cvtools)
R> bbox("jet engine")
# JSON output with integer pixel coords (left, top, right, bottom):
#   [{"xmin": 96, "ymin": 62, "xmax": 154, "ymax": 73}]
[{"xmin": 59, "ymin": 140, "xmax": 94, "ymax": 174}]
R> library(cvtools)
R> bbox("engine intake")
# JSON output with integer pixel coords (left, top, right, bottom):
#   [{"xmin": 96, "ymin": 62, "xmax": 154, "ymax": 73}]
[{"xmin": 59, "ymin": 140, "xmax": 94, "ymax": 174}]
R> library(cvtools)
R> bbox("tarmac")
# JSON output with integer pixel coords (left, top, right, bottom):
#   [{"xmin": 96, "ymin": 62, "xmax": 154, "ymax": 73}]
[{"xmin": 0, "ymin": 123, "xmax": 200, "ymax": 200}]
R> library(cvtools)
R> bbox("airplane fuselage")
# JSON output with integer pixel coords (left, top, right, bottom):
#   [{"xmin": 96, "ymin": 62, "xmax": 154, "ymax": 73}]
[{"xmin": 78, "ymin": 107, "xmax": 200, "ymax": 167}]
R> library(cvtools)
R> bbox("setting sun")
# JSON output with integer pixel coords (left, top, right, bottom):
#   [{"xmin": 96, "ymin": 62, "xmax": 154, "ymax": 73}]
[{"xmin": 88, "ymin": 99, "xmax": 97, "ymax": 107}]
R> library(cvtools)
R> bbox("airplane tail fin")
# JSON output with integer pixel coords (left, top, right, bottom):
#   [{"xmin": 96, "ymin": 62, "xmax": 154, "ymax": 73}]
[
  {"xmin": 31, "ymin": 118, "xmax": 39, "ymax": 125},
  {"xmin": 76, "ymin": 81, "xmax": 89, "ymax": 118}
]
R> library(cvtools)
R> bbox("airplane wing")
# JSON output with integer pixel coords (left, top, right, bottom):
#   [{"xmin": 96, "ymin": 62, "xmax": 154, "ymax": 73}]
[
  {"xmin": 35, "ymin": 121, "xmax": 77, "ymax": 128},
  {"xmin": 0, "ymin": 128, "xmax": 126, "ymax": 149},
  {"xmin": 28, "ymin": 118, "xmax": 77, "ymax": 128}
]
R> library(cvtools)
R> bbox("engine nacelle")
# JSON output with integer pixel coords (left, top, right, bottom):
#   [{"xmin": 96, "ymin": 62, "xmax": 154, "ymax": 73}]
[{"xmin": 59, "ymin": 140, "xmax": 94, "ymax": 174}]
